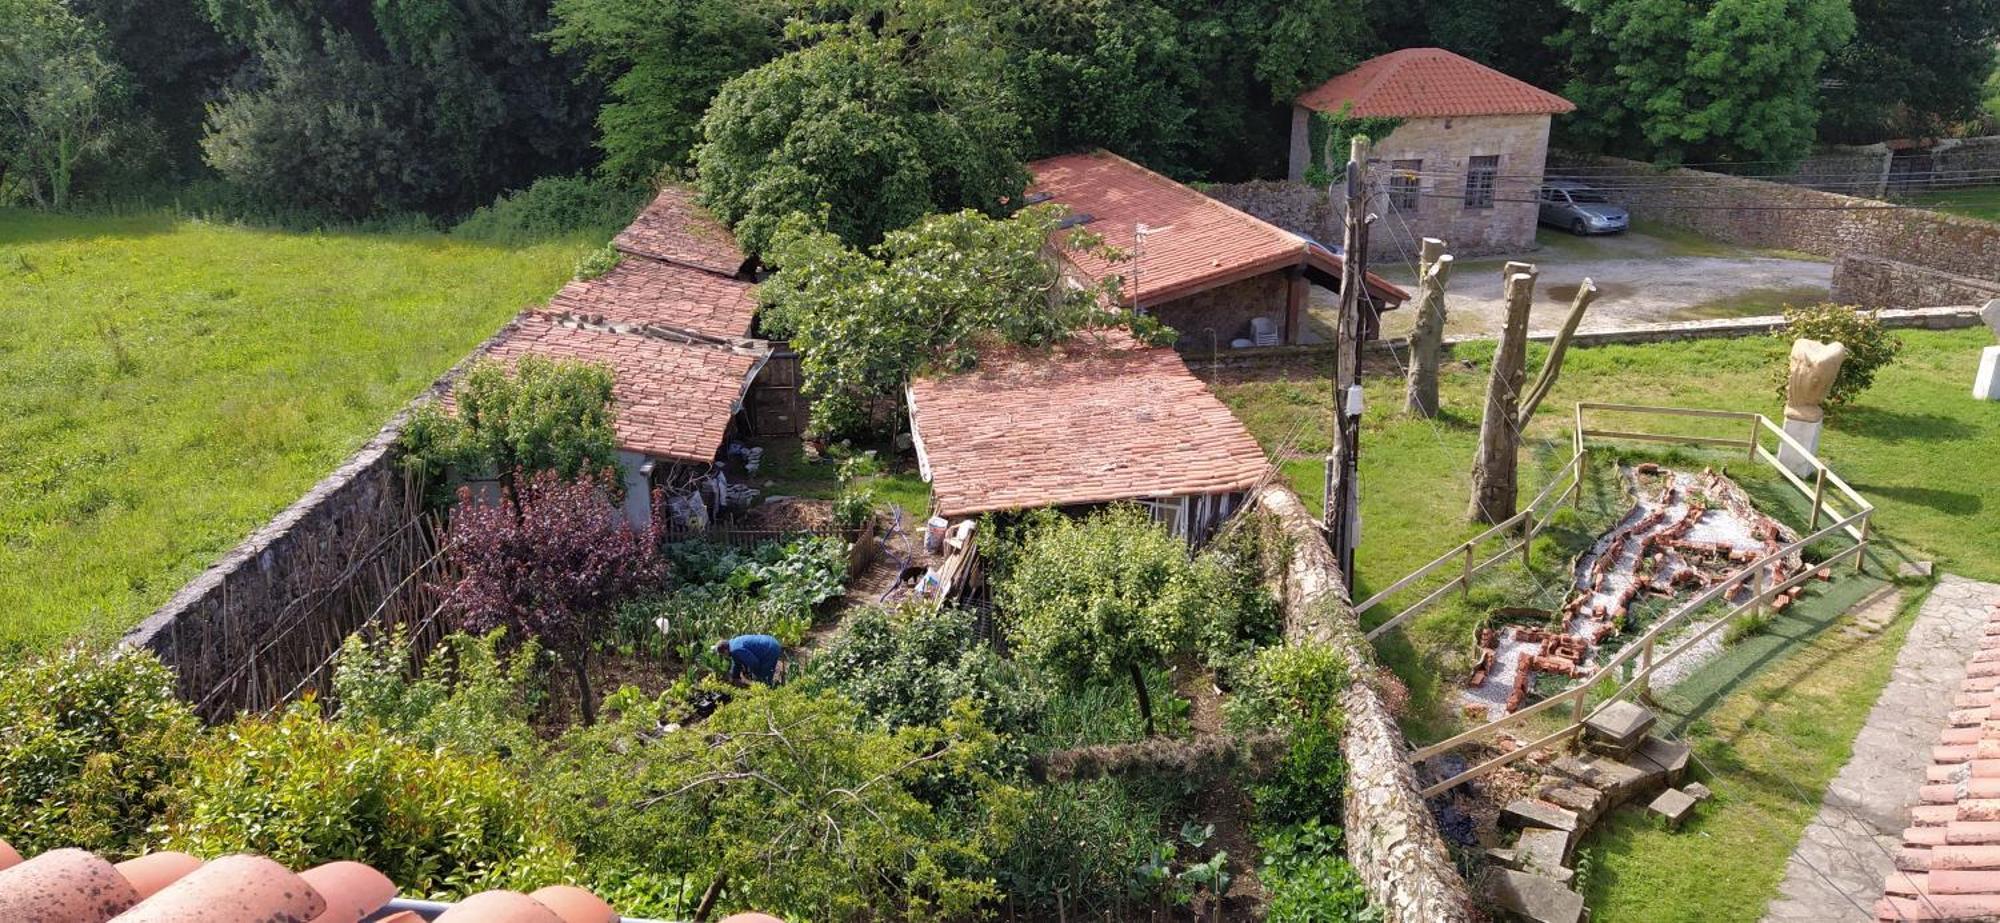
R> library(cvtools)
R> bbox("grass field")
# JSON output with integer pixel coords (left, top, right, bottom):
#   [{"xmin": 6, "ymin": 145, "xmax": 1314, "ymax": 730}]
[
  {"xmin": 0, "ymin": 208, "xmax": 589, "ymax": 654},
  {"xmin": 1898, "ymin": 186, "xmax": 2000, "ymax": 223}
]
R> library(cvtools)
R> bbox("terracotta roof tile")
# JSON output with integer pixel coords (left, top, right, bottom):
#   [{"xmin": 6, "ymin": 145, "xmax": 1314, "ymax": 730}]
[
  {"xmin": 908, "ymin": 330, "xmax": 1268, "ymax": 518},
  {"xmin": 474, "ymin": 314, "xmax": 763, "ymax": 464},
  {"xmin": 613, "ymin": 186, "xmax": 747, "ymax": 277},
  {"xmin": 1877, "ymin": 600, "xmax": 2000, "ymax": 920},
  {"xmin": 1297, "ymin": 47, "xmax": 1575, "ymax": 119},
  {"xmin": 1026, "ymin": 151, "xmax": 1408, "ymax": 308},
  {"xmin": 547, "ymin": 256, "xmax": 758, "ymax": 339},
  {"xmin": 0, "ymin": 839, "xmax": 745, "ymax": 923}
]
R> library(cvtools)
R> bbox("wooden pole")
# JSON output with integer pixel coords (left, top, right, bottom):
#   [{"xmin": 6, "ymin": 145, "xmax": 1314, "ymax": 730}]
[
  {"xmin": 1326, "ymin": 135, "xmax": 1371, "ymax": 589},
  {"xmin": 1468, "ymin": 262, "xmax": 1538, "ymax": 523}
]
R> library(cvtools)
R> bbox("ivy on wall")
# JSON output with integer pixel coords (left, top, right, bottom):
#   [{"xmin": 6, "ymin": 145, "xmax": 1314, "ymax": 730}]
[{"xmin": 1304, "ymin": 107, "xmax": 1404, "ymax": 188}]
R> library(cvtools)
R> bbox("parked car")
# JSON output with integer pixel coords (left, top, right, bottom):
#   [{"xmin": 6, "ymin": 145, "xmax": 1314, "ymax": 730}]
[{"xmin": 1539, "ymin": 180, "xmax": 1630, "ymax": 235}]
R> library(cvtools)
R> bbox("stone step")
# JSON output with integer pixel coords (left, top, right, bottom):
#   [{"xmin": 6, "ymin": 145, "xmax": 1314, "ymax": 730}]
[
  {"xmin": 1502, "ymin": 798, "xmax": 1581, "ymax": 834},
  {"xmin": 1584, "ymin": 700, "xmax": 1658, "ymax": 757},
  {"xmin": 1481, "ymin": 867, "xmax": 1585, "ymax": 923}
]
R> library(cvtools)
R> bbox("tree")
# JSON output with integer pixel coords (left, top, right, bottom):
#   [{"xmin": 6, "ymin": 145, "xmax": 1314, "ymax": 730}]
[
  {"xmin": 1818, "ymin": 0, "xmax": 2000, "ymax": 142},
  {"xmin": 1467, "ymin": 264, "xmax": 1596, "ymax": 523},
  {"xmin": 199, "ymin": 0, "xmax": 599, "ymax": 217},
  {"xmin": 547, "ymin": 0, "xmax": 787, "ymax": 182},
  {"xmin": 694, "ymin": 26, "xmax": 1028, "ymax": 255},
  {"xmin": 69, "ymin": 0, "xmax": 240, "ymax": 177},
  {"xmin": 999, "ymin": 507, "xmax": 1234, "ymax": 736},
  {"xmin": 1555, "ymin": 0, "xmax": 1855, "ymax": 166},
  {"xmin": 546, "ymin": 683, "xmax": 1023, "ymax": 922},
  {"xmin": 0, "ymin": 0, "xmax": 129, "ymax": 209},
  {"xmin": 439, "ymin": 469, "xmax": 665, "ymax": 725},
  {"xmin": 400, "ymin": 355, "xmax": 618, "ymax": 508},
  {"xmin": 756, "ymin": 204, "xmax": 1124, "ymax": 440},
  {"xmin": 1403, "ymin": 238, "xmax": 1455, "ymax": 418}
]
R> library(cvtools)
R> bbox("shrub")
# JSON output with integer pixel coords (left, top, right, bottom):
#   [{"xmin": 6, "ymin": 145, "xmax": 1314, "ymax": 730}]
[
  {"xmin": 0, "ymin": 649, "xmax": 198, "ymax": 857},
  {"xmin": 1225, "ymin": 642, "xmax": 1352, "ymax": 733},
  {"xmin": 162, "ymin": 703, "xmax": 576, "ymax": 898},
  {"xmin": 1260, "ymin": 820, "xmax": 1378, "ymax": 922},
  {"xmin": 453, "ymin": 175, "xmax": 647, "ymax": 246},
  {"xmin": 439, "ymin": 469, "xmax": 666, "ymax": 724},
  {"xmin": 542, "ymin": 683, "xmax": 1023, "ymax": 922},
  {"xmin": 1252, "ymin": 724, "xmax": 1349, "ymax": 827},
  {"xmin": 986, "ymin": 777, "xmax": 1174, "ymax": 918},
  {"xmin": 331, "ymin": 629, "xmax": 545, "ymax": 762},
  {"xmin": 398, "ymin": 355, "xmax": 618, "ymax": 506},
  {"xmin": 1774, "ymin": 303, "xmax": 1904, "ymax": 409},
  {"xmin": 572, "ymin": 242, "xmax": 622, "ymax": 280},
  {"xmin": 810, "ymin": 604, "xmax": 1045, "ymax": 744}
]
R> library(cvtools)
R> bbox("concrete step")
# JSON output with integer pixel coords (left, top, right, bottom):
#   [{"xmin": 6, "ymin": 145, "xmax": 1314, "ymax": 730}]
[{"xmin": 1481, "ymin": 867, "xmax": 1585, "ymax": 923}]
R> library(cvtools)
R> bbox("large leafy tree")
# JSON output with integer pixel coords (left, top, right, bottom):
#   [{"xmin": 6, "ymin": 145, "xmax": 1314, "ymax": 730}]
[
  {"xmin": 69, "ymin": 0, "xmax": 241, "ymax": 176},
  {"xmin": 400, "ymin": 355, "xmax": 619, "ymax": 508},
  {"xmin": 756, "ymin": 204, "xmax": 1120, "ymax": 440},
  {"xmin": 199, "ymin": 0, "xmax": 599, "ymax": 217},
  {"xmin": 1555, "ymin": 0, "xmax": 1855, "ymax": 166},
  {"xmin": 547, "ymin": 0, "xmax": 788, "ymax": 182},
  {"xmin": 695, "ymin": 26, "xmax": 1027, "ymax": 255},
  {"xmin": 0, "ymin": 0, "xmax": 130, "ymax": 209},
  {"xmin": 1818, "ymin": 0, "xmax": 2000, "ymax": 142}
]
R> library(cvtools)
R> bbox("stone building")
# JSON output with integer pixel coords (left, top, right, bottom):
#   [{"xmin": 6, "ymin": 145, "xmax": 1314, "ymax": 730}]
[
  {"xmin": 1029, "ymin": 150, "xmax": 1407, "ymax": 346},
  {"xmin": 1290, "ymin": 48, "xmax": 1575, "ymax": 258}
]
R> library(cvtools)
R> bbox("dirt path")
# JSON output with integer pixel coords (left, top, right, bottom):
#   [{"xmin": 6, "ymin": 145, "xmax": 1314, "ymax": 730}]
[{"xmin": 1174, "ymin": 666, "xmax": 1268, "ymax": 917}]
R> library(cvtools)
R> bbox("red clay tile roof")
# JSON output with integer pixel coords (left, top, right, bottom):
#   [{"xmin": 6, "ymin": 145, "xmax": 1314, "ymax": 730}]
[
  {"xmin": 1876, "ymin": 599, "xmax": 2000, "ymax": 921},
  {"xmin": 547, "ymin": 257, "xmax": 758, "ymax": 339},
  {"xmin": 1027, "ymin": 151, "xmax": 1408, "ymax": 306},
  {"xmin": 1297, "ymin": 48, "xmax": 1575, "ymax": 119},
  {"xmin": 0, "ymin": 838, "xmax": 648, "ymax": 923},
  {"xmin": 612, "ymin": 186, "xmax": 748, "ymax": 277},
  {"xmin": 907, "ymin": 329, "xmax": 1269, "ymax": 518},
  {"xmin": 476, "ymin": 314, "xmax": 763, "ymax": 464}
]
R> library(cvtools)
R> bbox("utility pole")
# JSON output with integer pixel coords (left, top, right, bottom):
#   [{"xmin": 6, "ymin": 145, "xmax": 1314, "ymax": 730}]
[{"xmin": 1323, "ymin": 135, "xmax": 1371, "ymax": 591}]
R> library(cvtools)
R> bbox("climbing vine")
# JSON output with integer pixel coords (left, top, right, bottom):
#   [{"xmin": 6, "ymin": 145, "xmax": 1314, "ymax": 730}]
[{"xmin": 1304, "ymin": 107, "xmax": 1404, "ymax": 188}]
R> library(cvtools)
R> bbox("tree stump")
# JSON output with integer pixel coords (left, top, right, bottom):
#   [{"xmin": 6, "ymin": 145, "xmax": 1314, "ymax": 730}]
[{"xmin": 1404, "ymin": 237, "xmax": 1454, "ymax": 417}]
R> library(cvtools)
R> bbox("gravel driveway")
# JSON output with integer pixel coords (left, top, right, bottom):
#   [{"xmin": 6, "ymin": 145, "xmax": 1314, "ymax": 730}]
[{"xmin": 1312, "ymin": 227, "xmax": 1833, "ymax": 340}]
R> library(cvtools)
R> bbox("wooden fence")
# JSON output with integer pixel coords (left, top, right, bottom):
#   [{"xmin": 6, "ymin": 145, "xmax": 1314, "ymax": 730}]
[{"xmin": 1362, "ymin": 402, "xmax": 1874, "ymax": 798}]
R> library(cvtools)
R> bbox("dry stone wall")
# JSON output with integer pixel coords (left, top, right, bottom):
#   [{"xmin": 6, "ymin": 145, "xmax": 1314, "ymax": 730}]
[
  {"xmin": 1832, "ymin": 254, "xmax": 2000, "ymax": 309},
  {"xmin": 1254, "ymin": 485, "xmax": 1476, "ymax": 923}
]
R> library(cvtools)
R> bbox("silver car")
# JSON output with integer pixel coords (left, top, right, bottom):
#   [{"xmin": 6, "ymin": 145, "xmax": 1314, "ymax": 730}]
[{"xmin": 1539, "ymin": 180, "xmax": 1629, "ymax": 235}]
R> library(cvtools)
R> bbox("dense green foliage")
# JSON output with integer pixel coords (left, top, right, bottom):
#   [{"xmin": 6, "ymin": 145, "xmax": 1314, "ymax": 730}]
[
  {"xmin": 1820, "ymin": 0, "xmax": 2000, "ymax": 141},
  {"xmin": 0, "ymin": 209, "xmax": 583, "ymax": 654},
  {"xmin": 164, "ymin": 702, "xmax": 577, "ymax": 897},
  {"xmin": 1260, "ymin": 820, "xmax": 1375, "ymax": 922},
  {"xmin": 546, "ymin": 683, "xmax": 1025, "ymax": 922},
  {"xmin": 617, "ymin": 536, "xmax": 852, "ymax": 659},
  {"xmin": 811, "ymin": 604, "xmax": 1046, "ymax": 741},
  {"xmin": 758, "ymin": 205, "xmax": 1125, "ymax": 439},
  {"xmin": 0, "ymin": 0, "xmax": 131, "ymax": 209},
  {"xmin": 1555, "ymin": 0, "xmax": 1856, "ymax": 166},
  {"xmin": 695, "ymin": 28, "xmax": 1025, "ymax": 255},
  {"xmin": 452, "ymin": 175, "xmax": 649, "ymax": 245},
  {"xmin": 1774, "ymin": 303, "xmax": 1904, "ymax": 410},
  {"xmin": 0, "ymin": 650, "xmax": 199, "ymax": 857},
  {"xmin": 332, "ymin": 629, "xmax": 546, "ymax": 762},
  {"xmin": 400, "ymin": 355, "xmax": 618, "ymax": 503}
]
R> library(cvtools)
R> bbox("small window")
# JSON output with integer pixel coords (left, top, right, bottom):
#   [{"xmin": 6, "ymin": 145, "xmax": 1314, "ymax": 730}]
[
  {"xmin": 1465, "ymin": 155, "xmax": 1499, "ymax": 209},
  {"xmin": 1388, "ymin": 159, "xmax": 1422, "ymax": 212}
]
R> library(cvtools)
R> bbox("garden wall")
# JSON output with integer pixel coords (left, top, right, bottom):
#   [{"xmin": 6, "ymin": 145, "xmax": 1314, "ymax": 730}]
[
  {"xmin": 1253, "ymin": 485, "xmax": 1475, "ymax": 923},
  {"xmin": 1547, "ymin": 151, "xmax": 2000, "ymax": 288},
  {"xmin": 123, "ymin": 324, "xmax": 516, "ymax": 718},
  {"xmin": 1831, "ymin": 254, "xmax": 2000, "ymax": 309}
]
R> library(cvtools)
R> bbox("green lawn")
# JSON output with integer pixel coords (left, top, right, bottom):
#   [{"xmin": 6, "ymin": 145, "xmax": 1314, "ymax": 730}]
[
  {"xmin": 1897, "ymin": 186, "xmax": 2000, "ymax": 223},
  {"xmin": 0, "ymin": 208, "xmax": 588, "ymax": 654}
]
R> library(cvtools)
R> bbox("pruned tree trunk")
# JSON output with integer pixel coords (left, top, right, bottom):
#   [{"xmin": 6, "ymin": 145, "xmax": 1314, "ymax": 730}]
[
  {"xmin": 1129, "ymin": 662, "xmax": 1156, "ymax": 736},
  {"xmin": 693, "ymin": 872, "xmax": 728, "ymax": 922},
  {"xmin": 1403, "ymin": 238, "xmax": 1454, "ymax": 417},
  {"xmin": 1468, "ymin": 270, "xmax": 1600, "ymax": 523},
  {"xmin": 1468, "ymin": 263, "xmax": 1538, "ymax": 523},
  {"xmin": 572, "ymin": 651, "xmax": 598, "ymax": 726}
]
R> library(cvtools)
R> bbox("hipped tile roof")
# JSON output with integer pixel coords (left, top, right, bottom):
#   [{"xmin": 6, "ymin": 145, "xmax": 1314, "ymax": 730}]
[
  {"xmin": 0, "ymin": 838, "xmax": 642, "ymax": 923},
  {"xmin": 1026, "ymin": 151, "xmax": 1408, "ymax": 307},
  {"xmin": 546, "ymin": 257, "xmax": 757, "ymax": 339},
  {"xmin": 477, "ymin": 314, "xmax": 763, "ymax": 465},
  {"xmin": 612, "ymin": 186, "xmax": 749, "ymax": 278},
  {"xmin": 1876, "ymin": 599, "xmax": 2000, "ymax": 921},
  {"xmin": 1297, "ymin": 47, "xmax": 1575, "ymax": 119},
  {"xmin": 908, "ymin": 329, "xmax": 1268, "ymax": 518}
]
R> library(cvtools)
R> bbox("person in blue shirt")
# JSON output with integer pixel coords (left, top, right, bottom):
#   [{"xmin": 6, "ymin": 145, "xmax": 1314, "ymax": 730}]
[{"xmin": 714, "ymin": 634, "xmax": 785, "ymax": 686}]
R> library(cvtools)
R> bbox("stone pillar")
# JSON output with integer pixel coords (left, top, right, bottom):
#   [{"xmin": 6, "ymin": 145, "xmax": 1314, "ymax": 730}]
[
  {"xmin": 1777, "ymin": 418, "xmax": 1824, "ymax": 478},
  {"xmin": 1288, "ymin": 106, "xmax": 1312, "ymax": 183},
  {"xmin": 1976, "ymin": 346, "xmax": 2000, "ymax": 401}
]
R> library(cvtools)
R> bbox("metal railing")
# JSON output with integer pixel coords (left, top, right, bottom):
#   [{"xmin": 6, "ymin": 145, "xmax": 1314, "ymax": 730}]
[{"xmin": 1366, "ymin": 402, "xmax": 1874, "ymax": 798}]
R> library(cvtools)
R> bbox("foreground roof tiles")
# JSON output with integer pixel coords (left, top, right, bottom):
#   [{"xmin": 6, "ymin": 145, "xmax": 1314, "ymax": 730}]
[
  {"xmin": 479, "ymin": 314, "xmax": 763, "ymax": 464},
  {"xmin": 1297, "ymin": 47, "xmax": 1575, "ymax": 119},
  {"xmin": 1027, "ymin": 151, "xmax": 1408, "ymax": 306},
  {"xmin": 546, "ymin": 257, "xmax": 757, "ymax": 339},
  {"xmin": 908, "ymin": 329, "xmax": 1268, "ymax": 518},
  {"xmin": 1877, "ymin": 600, "xmax": 2000, "ymax": 921},
  {"xmin": 612, "ymin": 186, "xmax": 748, "ymax": 278},
  {"xmin": 0, "ymin": 840, "xmax": 621, "ymax": 923}
]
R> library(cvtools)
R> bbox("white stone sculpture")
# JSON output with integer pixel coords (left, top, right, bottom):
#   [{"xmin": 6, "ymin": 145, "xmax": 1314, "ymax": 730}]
[
  {"xmin": 1977, "ymin": 300, "xmax": 2000, "ymax": 401},
  {"xmin": 1779, "ymin": 338, "xmax": 1847, "ymax": 476}
]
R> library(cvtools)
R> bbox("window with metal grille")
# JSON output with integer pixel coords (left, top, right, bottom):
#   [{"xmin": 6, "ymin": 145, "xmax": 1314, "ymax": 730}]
[
  {"xmin": 1388, "ymin": 159, "xmax": 1422, "ymax": 212},
  {"xmin": 1464, "ymin": 155, "xmax": 1499, "ymax": 209}
]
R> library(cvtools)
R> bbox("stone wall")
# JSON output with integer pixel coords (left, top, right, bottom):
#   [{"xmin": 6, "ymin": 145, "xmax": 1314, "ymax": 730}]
[
  {"xmin": 1254, "ymin": 485, "xmax": 1476, "ymax": 923},
  {"xmin": 1151, "ymin": 270, "xmax": 1291, "ymax": 349},
  {"xmin": 1547, "ymin": 151, "xmax": 2000, "ymax": 286},
  {"xmin": 124, "ymin": 323, "xmax": 515, "ymax": 716},
  {"xmin": 1831, "ymin": 254, "xmax": 2000, "ymax": 309},
  {"xmin": 1924, "ymin": 136, "xmax": 2000, "ymax": 187}
]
